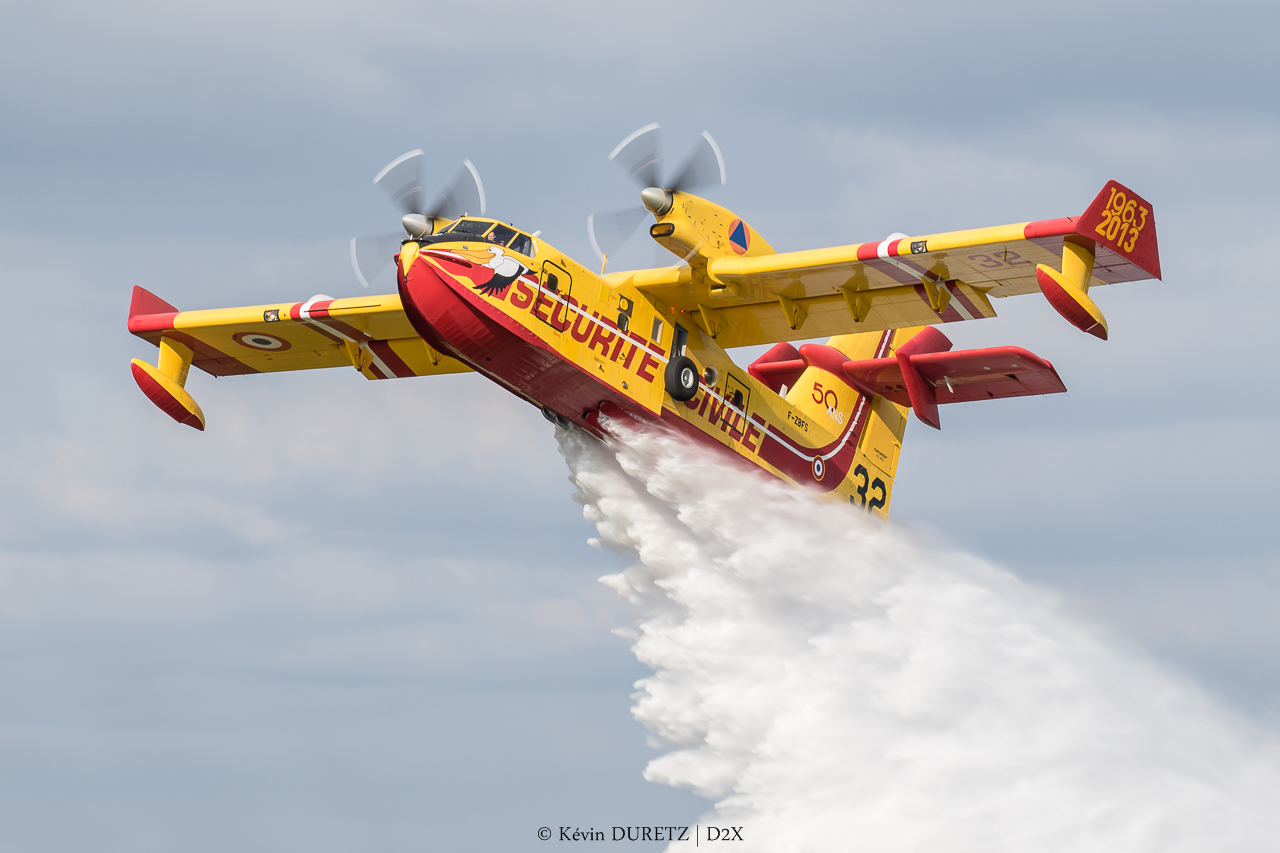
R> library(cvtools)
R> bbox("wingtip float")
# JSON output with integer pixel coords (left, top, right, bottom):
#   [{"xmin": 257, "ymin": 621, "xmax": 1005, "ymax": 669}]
[
  {"xmin": 128, "ymin": 286, "xmax": 204, "ymax": 430},
  {"xmin": 126, "ymin": 137, "xmax": 1161, "ymax": 519}
]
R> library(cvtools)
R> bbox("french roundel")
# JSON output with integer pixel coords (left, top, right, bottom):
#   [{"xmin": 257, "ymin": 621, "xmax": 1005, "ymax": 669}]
[
  {"xmin": 233, "ymin": 332, "xmax": 291, "ymax": 351},
  {"xmin": 728, "ymin": 218, "xmax": 750, "ymax": 255},
  {"xmin": 811, "ymin": 456, "xmax": 825, "ymax": 481}
]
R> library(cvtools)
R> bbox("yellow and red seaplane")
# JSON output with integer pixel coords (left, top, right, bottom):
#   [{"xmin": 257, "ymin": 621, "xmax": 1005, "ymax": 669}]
[{"xmin": 127, "ymin": 126, "xmax": 1160, "ymax": 518}]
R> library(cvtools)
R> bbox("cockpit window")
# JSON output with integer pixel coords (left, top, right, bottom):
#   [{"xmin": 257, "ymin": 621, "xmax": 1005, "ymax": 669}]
[
  {"xmin": 442, "ymin": 219, "xmax": 534, "ymax": 257},
  {"xmin": 508, "ymin": 232, "xmax": 534, "ymax": 257},
  {"xmin": 446, "ymin": 219, "xmax": 493, "ymax": 236},
  {"xmin": 486, "ymin": 224, "xmax": 517, "ymax": 247}
]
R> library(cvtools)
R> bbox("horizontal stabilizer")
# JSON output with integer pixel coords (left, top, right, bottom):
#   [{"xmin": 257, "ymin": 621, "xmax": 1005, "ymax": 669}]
[
  {"xmin": 799, "ymin": 329, "xmax": 1065, "ymax": 429},
  {"xmin": 847, "ymin": 345, "xmax": 1064, "ymax": 402},
  {"xmin": 748, "ymin": 342, "xmax": 805, "ymax": 393}
]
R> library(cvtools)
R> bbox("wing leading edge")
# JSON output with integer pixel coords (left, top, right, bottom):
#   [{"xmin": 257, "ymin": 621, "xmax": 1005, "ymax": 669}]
[
  {"xmin": 127, "ymin": 286, "xmax": 470, "ymax": 429},
  {"xmin": 624, "ymin": 180, "xmax": 1159, "ymax": 348}
]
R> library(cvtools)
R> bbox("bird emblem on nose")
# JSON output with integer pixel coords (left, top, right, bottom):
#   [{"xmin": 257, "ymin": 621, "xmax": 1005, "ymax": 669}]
[{"xmin": 472, "ymin": 246, "xmax": 529, "ymax": 296}]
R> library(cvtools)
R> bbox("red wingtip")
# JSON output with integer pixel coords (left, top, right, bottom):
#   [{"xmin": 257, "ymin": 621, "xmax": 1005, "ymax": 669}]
[
  {"xmin": 1076, "ymin": 180, "xmax": 1161, "ymax": 281},
  {"xmin": 128, "ymin": 286, "xmax": 180, "ymax": 336},
  {"xmin": 129, "ymin": 286, "xmax": 179, "ymax": 319}
]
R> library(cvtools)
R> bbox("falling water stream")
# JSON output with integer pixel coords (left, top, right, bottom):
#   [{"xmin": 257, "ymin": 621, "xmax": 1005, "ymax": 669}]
[{"xmin": 560, "ymin": 425, "xmax": 1280, "ymax": 852}]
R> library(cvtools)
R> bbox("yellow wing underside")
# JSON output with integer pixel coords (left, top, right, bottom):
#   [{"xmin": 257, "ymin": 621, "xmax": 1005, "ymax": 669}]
[
  {"xmin": 129, "ymin": 292, "xmax": 470, "ymax": 380},
  {"xmin": 608, "ymin": 217, "xmax": 1150, "ymax": 349}
]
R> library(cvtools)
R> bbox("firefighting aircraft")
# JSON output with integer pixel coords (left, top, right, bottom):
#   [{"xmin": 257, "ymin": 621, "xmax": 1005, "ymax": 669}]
[{"xmin": 127, "ymin": 125, "xmax": 1161, "ymax": 518}]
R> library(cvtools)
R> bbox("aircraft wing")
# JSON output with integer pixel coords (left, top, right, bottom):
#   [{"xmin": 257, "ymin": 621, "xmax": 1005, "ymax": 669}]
[
  {"xmin": 628, "ymin": 180, "xmax": 1160, "ymax": 349},
  {"xmin": 127, "ymin": 286, "xmax": 469, "ymax": 429}
]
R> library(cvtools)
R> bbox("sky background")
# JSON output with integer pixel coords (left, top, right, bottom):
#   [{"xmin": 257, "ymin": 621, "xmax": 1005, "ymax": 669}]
[{"xmin": 2, "ymin": 1, "xmax": 1279, "ymax": 850}]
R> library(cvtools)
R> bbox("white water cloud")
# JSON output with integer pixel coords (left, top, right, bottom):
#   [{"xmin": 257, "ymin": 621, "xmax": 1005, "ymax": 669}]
[{"xmin": 565, "ymin": 424, "xmax": 1280, "ymax": 851}]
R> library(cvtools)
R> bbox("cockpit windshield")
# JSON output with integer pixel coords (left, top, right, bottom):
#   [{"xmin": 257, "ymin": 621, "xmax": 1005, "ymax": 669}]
[
  {"xmin": 486, "ymin": 224, "xmax": 517, "ymax": 246},
  {"xmin": 446, "ymin": 219, "xmax": 493, "ymax": 237},
  {"xmin": 444, "ymin": 218, "xmax": 535, "ymax": 257}
]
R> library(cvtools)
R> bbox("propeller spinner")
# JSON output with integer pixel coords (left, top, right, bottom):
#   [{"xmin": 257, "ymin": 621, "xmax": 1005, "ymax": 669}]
[
  {"xmin": 350, "ymin": 150, "xmax": 487, "ymax": 289},
  {"xmin": 587, "ymin": 124, "xmax": 727, "ymax": 262}
]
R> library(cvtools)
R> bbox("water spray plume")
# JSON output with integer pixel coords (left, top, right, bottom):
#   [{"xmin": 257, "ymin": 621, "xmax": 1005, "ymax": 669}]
[{"xmin": 560, "ymin": 424, "xmax": 1280, "ymax": 852}]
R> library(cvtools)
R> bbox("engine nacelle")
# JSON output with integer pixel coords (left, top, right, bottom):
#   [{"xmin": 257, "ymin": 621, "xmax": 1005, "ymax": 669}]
[{"xmin": 646, "ymin": 191, "xmax": 775, "ymax": 291}]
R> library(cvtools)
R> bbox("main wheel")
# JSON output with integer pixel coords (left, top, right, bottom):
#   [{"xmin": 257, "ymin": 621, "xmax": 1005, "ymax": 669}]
[{"xmin": 665, "ymin": 355, "xmax": 699, "ymax": 402}]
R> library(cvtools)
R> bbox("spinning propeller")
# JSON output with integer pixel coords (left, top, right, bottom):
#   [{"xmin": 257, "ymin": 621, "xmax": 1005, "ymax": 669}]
[
  {"xmin": 349, "ymin": 149, "xmax": 487, "ymax": 289},
  {"xmin": 587, "ymin": 123, "xmax": 727, "ymax": 263}
]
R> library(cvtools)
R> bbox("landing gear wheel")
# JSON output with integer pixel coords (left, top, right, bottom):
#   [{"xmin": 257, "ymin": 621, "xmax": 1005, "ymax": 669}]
[{"xmin": 665, "ymin": 355, "xmax": 699, "ymax": 402}]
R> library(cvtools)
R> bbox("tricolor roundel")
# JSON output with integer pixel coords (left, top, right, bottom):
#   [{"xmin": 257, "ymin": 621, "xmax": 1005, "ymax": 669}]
[
  {"xmin": 811, "ymin": 455, "xmax": 826, "ymax": 481},
  {"xmin": 728, "ymin": 218, "xmax": 750, "ymax": 255},
  {"xmin": 233, "ymin": 332, "xmax": 291, "ymax": 351}
]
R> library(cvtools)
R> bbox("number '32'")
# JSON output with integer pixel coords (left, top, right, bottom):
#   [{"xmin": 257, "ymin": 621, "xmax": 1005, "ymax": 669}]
[{"xmin": 851, "ymin": 464, "xmax": 886, "ymax": 512}]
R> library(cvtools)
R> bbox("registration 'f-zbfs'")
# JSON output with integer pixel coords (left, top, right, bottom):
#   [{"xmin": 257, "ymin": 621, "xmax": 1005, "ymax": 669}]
[{"xmin": 126, "ymin": 129, "xmax": 1161, "ymax": 518}]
